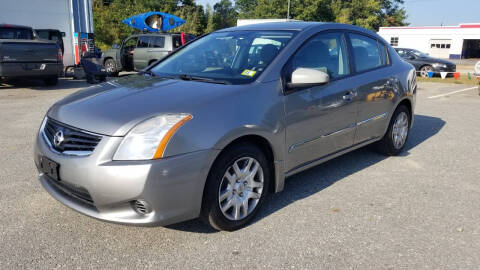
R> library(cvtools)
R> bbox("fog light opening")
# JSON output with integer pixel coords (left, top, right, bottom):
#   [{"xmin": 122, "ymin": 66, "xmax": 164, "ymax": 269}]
[{"xmin": 132, "ymin": 200, "xmax": 152, "ymax": 215}]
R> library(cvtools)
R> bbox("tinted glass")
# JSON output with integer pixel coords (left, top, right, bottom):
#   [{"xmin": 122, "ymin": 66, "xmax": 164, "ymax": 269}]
[
  {"xmin": 0, "ymin": 28, "xmax": 33, "ymax": 39},
  {"xmin": 36, "ymin": 30, "xmax": 49, "ymax": 39},
  {"xmin": 138, "ymin": 36, "xmax": 149, "ymax": 48},
  {"xmin": 150, "ymin": 36, "xmax": 165, "ymax": 48},
  {"xmin": 151, "ymin": 30, "xmax": 295, "ymax": 84},
  {"xmin": 287, "ymin": 32, "xmax": 349, "ymax": 80},
  {"xmin": 172, "ymin": 36, "xmax": 182, "ymax": 49},
  {"xmin": 350, "ymin": 33, "xmax": 382, "ymax": 72}
]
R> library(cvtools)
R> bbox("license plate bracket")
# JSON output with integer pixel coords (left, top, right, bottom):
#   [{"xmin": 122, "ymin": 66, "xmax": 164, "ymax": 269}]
[{"xmin": 40, "ymin": 157, "xmax": 60, "ymax": 181}]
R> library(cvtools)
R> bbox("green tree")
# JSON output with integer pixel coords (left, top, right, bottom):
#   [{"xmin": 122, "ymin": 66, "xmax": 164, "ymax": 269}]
[{"xmin": 212, "ymin": 0, "xmax": 238, "ymax": 30}]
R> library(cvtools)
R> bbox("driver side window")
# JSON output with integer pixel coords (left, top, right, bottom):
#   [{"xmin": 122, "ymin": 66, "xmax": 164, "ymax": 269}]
[{"xmin": 286, "ymin": 32, "xmax": 350, "ymax": 81}]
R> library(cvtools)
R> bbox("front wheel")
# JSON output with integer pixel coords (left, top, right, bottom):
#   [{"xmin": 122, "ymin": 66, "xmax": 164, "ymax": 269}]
[
  {"xmin": 420, "ymin": 65, "xmax": 433, "ymax": 77},
  {"xmin": 375, "ymin": 105, "xmax": 411, "ymax": 155},
  {"xmin": 201, "ymin": 143, "xmax": 270, "ymax": 231},
  {"xmin": 104, "ymin": 58, "xmax": 119, "ymax": 77}
]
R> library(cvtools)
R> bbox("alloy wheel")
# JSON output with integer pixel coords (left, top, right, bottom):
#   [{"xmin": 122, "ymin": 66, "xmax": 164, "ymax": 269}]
[
  {"xmin": 392, "ymin": 111, "xmax": 409, "ymax": 149},
  {"xmin": 218, "ymin": 157, "xmax": 264, "ymax": 221}
]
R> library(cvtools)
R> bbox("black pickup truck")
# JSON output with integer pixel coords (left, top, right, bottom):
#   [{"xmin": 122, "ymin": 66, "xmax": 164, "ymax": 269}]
[{"xmin": 0, "ymin": 24, "xmax": 63, "ymax": 85}]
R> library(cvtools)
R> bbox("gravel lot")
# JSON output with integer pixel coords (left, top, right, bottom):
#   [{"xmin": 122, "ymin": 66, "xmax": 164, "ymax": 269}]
[{"xmin": 1, "ymin": 78, "xmax": 479, "ymax": 269}]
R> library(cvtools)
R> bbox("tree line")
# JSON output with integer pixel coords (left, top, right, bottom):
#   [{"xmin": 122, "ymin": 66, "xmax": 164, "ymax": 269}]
[{"xmin": 93, "ymin": 0, "xmax": 407, "ymax": 50}]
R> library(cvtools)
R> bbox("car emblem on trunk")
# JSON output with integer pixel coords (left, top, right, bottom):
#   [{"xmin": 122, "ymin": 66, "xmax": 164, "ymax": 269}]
[{"xmin": 53, "ymin": 130, "xmax": 65, "ymax": 147}]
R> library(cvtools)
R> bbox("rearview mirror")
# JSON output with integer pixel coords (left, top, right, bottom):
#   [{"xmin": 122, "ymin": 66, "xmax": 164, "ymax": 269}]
[{"xmin": 287, "ymin": 68, "xmax": 330, "ymax": 89}]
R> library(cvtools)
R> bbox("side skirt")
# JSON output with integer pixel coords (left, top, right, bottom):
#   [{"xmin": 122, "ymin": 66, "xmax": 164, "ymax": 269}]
[{"xmin": 284, "ymin": 137, "xmax": 380, "ymax": 178}]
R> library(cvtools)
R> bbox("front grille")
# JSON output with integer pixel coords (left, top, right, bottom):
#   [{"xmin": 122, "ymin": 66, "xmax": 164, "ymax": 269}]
[
  {"xmin": 46, "ymin": 176, "xmax": 94, "ymax": 205},
  {"xmin": 42, "ymin": 118, "xmax": 102, "ymax": 156}
]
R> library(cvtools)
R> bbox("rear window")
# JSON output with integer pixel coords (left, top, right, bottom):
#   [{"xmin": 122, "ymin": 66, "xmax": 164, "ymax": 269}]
[
  {"xmin": 0, "ymin": 28, "xmax": 33, "ymax": 39},
  {"xmin": 349, "ymin": 33, "xmax": 382, "ymax": 72},
  {"xmin": 149, "ymin": 36, "xmax": 165, "ymax": 48},
  {"xmin": 172, "ymin": 36, "xmax": 181, "ymax": 49}
]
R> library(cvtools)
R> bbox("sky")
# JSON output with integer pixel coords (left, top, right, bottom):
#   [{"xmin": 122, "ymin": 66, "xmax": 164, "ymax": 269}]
[{"xmin": 196, "ymin": 0, "xmax": 480, "ymax": 27}]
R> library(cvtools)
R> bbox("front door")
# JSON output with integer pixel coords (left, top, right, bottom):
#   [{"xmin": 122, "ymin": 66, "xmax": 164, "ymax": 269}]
[
  {"xmin": 121, "ymin": 37, "xmax": 138, "ymax": 71},
  {"xmin": 284, "ymin": 31, "xmax": 357, "ymax": 172}
]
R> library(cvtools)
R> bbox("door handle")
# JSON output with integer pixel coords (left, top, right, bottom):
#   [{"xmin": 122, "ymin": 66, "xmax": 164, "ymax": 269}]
[{"xmin": 342, "ymin": 91, "xmax": 354, "ymax": 101}]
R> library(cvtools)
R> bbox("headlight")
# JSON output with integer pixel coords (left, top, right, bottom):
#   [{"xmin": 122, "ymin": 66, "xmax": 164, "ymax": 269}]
[
  {"xmin": 432, "ymin": 63, "xmax": 447, "ymax": 69},
  {"xmin": 113, "ymin": 114, "xmax": 192, "ymax": 160}
]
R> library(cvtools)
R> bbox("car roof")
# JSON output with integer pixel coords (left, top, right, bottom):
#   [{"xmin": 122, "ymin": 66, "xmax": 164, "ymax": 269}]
[
  {"xmin": 0, "ymin": 24, "xmax": 32, "ymax": 30},
  {"xmin": 217, "ymin": 22, "xmax": 381, "ymax": 37},
  {"xmin": 218, "ymin": 21, "xmax": 324, "ymax": 32}
]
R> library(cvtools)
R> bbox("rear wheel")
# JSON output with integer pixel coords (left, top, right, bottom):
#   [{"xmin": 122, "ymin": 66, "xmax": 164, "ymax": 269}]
[
  {"xmin": 375, "ymin": 105, "xmax": 410, "ymax": 155},
  {"xmin": 104, "ymin": 58, "xmax": 118, "ymax": 77},
  {"xmin": 420, "ymin": 65, "xmax": 433, "ymax": 77},
  {"xmin": 201, "ymin": 143, "xmax": 270, "ymax": 231},
  {"xmin": 44, "ymin": 76, "xmax": 58, "ymax": 86}
]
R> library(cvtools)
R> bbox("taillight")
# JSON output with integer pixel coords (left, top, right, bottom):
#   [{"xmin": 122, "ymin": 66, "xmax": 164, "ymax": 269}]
[{"xmin": 58, "ymin": 48, "xmax": 63, "ymax": 62}]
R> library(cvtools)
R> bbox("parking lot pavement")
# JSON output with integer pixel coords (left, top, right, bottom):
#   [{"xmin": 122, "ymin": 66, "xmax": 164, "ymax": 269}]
[{"xmin": 1, "ymin": 79, "xmax": 479, "ymax": 269}]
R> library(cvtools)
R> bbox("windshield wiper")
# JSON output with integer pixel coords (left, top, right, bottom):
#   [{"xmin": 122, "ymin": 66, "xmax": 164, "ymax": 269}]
[{"xmin": 178, "ymin": 74, "xmax": 229, "ymax": 85}]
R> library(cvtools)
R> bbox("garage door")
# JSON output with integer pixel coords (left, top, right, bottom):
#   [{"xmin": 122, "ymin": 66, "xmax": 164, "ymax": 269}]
[{"xmin": 429, "ymin": 39, "xmax": 451, "ymax": 58}]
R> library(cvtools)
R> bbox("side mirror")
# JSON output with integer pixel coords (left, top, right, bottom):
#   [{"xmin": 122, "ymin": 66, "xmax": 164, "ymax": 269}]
[
  {"xmin": 61, "ymin": 32, "xmax": 66, "ymax": 37},
  {"xmin": 112, "ymin": 44, "xmax": 119, "ymax": 49},
  {"xmin": 287, "ymin": 68, "xmax": 330, "ymax": 89}
]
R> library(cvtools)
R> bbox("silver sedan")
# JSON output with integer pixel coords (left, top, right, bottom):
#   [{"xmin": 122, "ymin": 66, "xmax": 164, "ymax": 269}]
[{"xmin": 34, "ymin": 22, "xmax": 416, "ymax": 231}]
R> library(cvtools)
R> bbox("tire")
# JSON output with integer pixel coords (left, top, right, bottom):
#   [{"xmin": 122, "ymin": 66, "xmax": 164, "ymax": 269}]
[
  {"xmin": 201, "ymin": 143, "xmax": 271, "ymax": 231},
  {"xmin": 104, "ymin": 58, "xmax": 119, "ymax": 77},
  {"xmin": 375, "ymin": 105, "xmax": 411, "ymax": 156},
  {"xmin": 420, "ymin": 65, "xmax": 433, "ymax": 78},
  {"xmin": 44, "ymin": 76, "xmax": 58, "ymax": 86}
]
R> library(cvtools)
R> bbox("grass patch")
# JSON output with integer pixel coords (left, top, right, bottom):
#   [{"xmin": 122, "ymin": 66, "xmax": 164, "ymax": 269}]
[{"xmin": 417, "ymin": 76, "xmax": 480, "ymax": 85}]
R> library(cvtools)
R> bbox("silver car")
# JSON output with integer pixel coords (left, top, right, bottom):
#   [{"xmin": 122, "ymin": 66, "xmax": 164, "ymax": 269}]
[{"xmin": 34, "ymin": 22, "xmax": 416, "ymax": 231}]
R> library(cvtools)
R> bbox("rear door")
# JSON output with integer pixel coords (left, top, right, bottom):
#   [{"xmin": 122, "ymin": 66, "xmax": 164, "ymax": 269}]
[
  {"xmin": 133, "ymin": 36, "xmax": 150, "ymax": 70},
  {"xmin": 148, "ymin": 35, "xmax": 168, "ymax": 64},
  {"xmin": 347, "ymin": 33, "xmax": 395, "ymax": 143},
  {"xmin": 284, "ymin": 31, "xmax": 358, "ymax": 171}
]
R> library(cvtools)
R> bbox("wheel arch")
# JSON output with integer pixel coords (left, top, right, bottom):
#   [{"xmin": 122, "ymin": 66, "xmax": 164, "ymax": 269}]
[{"xmin": 209, "ymin": 134, "xmax": 279, "ymax": 195}]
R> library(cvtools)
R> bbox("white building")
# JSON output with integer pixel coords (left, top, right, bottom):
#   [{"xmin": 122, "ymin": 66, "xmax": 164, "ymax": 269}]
[
  {"xmin": 237, "ymin": 19, "xmax": 301, "ymax": 26},
  {"xmin": 378, "ymin": 23, "xmax": 480, "ymax": 59}
]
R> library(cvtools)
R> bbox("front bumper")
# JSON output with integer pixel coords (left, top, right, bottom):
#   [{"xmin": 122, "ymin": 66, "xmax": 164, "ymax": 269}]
[
  {"xmin": 34, "ymin": 126, "xmax": 219, "ymax": 226},
  {"xmin": 432, "ymin": 64, "xmax": 456, "ymax": 74}
]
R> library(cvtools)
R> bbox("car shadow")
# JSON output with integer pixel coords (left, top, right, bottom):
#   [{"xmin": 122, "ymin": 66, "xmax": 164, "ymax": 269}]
[
  {"xmin": 0, "ymin": 77, "xmax": 89, "ymax": 91},
  {"xmin": 167, "ymin": 114, "xmax": 445, "ymax": 233}
]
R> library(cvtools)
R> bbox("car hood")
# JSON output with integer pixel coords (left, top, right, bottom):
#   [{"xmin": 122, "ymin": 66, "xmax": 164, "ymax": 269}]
[{"xmin": 47, "ymin": 74, "xmax": 239, "ymax": 136}]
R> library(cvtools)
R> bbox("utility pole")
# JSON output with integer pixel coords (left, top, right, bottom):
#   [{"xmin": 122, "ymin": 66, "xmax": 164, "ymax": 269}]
[{"xmin": 287, "ymin": 0, "xmax": 290, "ymax": 20}]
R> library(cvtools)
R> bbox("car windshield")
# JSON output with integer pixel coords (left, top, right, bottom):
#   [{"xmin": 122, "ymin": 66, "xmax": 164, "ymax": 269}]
[
  {"xmin": 150, "ymin": 30, "xmax": 296, "ymax": 84},
  {"xmin": 410, "ymin": 49, "xmax": 429, "ymax": 58}
]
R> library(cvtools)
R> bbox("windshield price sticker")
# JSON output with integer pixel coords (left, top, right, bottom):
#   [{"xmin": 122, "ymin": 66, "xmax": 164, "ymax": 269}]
[{"xmin": 241, "ymin": 69, "xmax": 257, "ymax": 77}]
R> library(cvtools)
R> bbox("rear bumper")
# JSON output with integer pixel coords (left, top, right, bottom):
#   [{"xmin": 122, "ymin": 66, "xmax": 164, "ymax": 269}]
[{"xmin": 0, "ymin": 62, "xmax": 63, "ymax": 78}]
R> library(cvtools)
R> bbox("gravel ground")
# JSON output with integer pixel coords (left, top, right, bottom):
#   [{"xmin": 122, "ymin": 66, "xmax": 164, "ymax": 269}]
[{"xmin": 0, "ymin": 78, "xmax": 479, "ymax": 269}]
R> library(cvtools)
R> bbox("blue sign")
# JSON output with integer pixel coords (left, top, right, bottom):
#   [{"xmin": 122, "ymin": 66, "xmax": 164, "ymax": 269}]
[{"xmin": 122, "ymin": 12, "xmax": 186, "ymax": 33}]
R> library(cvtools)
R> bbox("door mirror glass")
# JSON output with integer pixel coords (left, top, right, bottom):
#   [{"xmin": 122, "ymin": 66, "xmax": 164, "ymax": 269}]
[{"xmin": 288, "ymin": 68, "xmax": 330, "ymax": 89}]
